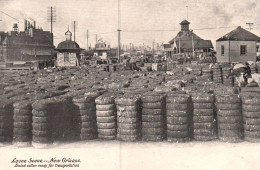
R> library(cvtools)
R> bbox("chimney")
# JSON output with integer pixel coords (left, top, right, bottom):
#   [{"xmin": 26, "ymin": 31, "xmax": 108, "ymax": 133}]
[
  {"xmin": 33, "ymin": 21, "xmax": 36, "ymax": 28},
  {"xmin": 24, "ymin": 19, "xmax": 27, "ymax": 31}
]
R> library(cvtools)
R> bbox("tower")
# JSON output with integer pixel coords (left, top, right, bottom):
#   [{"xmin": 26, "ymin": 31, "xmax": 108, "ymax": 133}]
[{"xmin": 180, "ymin": 20, "xmax": 190, "ymax": 31}]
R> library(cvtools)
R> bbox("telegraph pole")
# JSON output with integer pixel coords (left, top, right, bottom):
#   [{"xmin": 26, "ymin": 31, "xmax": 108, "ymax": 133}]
[
  {"xmin": 117, "ymin": 0, "xmax": 121, "ymax": 61},
  {"xmin": 73, "ymin": 21, "xmax": 76, "ymax": 42},
  {"xmin": 47, "ymin": 6, "xmax": 56, "ymax": 34},
  {"xmin": 191, "ymin": 30, "xmax": 194, "ymax": 57},
  {"xmin": 95, "ymin": 34, "xmax": 98, "ymax": 44},
  {"xmin": 186, "ymin": 6, "xmax": 189, "ymax": 20},
  {"xmin": 246, "ymin": 23, "xmax": 254, "ymax": 31},
  {"xmin": 152, "ymin": 40, "xmax": 155, "ymax": 56},
  {"xmin": 87, "ymin": 30, "xmax": 89, "ymax": 51}
]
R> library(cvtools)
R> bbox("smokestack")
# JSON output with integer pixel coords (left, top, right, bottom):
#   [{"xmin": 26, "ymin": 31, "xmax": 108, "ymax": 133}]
[
  {"xmin": 24, "ymin": 19, "xmax": 27, "ymax": 31},
  {"xmin": 33, "ymin": 21, "xmax": 36, "ymax": 28}
]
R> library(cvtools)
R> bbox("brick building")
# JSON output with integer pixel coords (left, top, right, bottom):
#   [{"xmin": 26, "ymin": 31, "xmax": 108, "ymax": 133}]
[{"xmin": 0, "ymin": 20, "xmax": 54, "ymax": 62}]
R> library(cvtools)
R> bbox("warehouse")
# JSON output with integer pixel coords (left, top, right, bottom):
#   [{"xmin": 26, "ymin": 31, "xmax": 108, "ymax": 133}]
[
  {"xmin": 216, "ymin": 26, "xmax": 260, "ymax": 63},
  {"xmin": 166, "ymin": 20, "xmax": 213, "ymax": 59}
]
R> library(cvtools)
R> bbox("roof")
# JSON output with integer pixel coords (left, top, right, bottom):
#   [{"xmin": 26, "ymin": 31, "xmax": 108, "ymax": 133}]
[
  {"xmin": 175, "ymin": 39, "xmax": 213, "ymax": 49},
  {"xmin": 57, "ymin": 40, "xmax": 80, "ymax": 49},
  {"xmin": 169, "ymin": 30, "xmax": 202, "ymax": 44},
  {"xmin": 180, "ymin": 20, "xmax": 190, "ymax": 25},
  {"xmin": 163, "ymin": 44, "xmax": 171, "ymax": 48},
  {"xmin": 217, "ymin": 26, "xmax": 260, "ymax": 42}
]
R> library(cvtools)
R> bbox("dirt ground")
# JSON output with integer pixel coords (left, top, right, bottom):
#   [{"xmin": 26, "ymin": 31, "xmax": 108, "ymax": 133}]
[{"xmin": 0, "ymin": 141, "xmax": 260, "ymax": 170}]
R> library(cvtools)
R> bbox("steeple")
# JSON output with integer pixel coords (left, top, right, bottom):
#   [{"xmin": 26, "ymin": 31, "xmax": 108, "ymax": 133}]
[{"xmin": 65, "ymin": 26, "xmax": 72, "ymax": 41}]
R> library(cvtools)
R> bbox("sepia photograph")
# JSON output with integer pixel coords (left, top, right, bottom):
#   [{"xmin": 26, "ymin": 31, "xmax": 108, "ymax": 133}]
[{"xmin": 0, "ymin": 0, "xmax": 260, "ymax": 169}]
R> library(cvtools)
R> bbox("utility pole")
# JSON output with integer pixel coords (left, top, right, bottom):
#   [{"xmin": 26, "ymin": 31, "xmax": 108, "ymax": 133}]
[
  {"xmin": 95, "ymin": 34, "xmax": 98, "ymax": 44},
  {"xmin": 143, "ymin": 43, "xmax": 146, "ymax": 55},
  {"xmin": 246, "ymin": 23, "xmax": 254, "ymax": 31},
  {"xmin": 117, "ymin": 0, "xmax": 121, "ymax": 61},
  {"xmin": 47, "ymin": 6, "xmax": 56, "ymax": 34},
  {"xmin": 191, "ymin": 30, "xmax": 195, "ymax": 57},
  {"xmin": 73, "ymin": 21, "xmax": 76, "ymax": 42},
  {"xmin": 178, "ymin": 39, "xmax": 181, "ymax": 54},
  {"xmin": 86, "ymin": 30, "xmax": 89, "ymax": 51},
  {"xmin": 186, "ymin": 6, "xmax": 189, "ymax": 20},
  {"xmin": 152, "ymin": 40, "xmax": 155, "ymax": 56}
]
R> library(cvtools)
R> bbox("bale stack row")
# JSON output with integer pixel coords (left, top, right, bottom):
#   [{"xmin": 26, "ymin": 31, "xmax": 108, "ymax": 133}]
[
  {"xmin": 0, "ymin": 100, "xmax": 14, "ymax": 143},
  {"xmin": 166, "ymin": 93, "xmax": 191, "ymax": 142},
  {"xmin": 49, "ymin": 96, "xmax": 74, "ymax": 142},
  {"xmin": 95, "ymin": 94, "xmax": 117, "ymax": 140},
  {"xmin": 115, "ymin": 94, "xmax": 141, "ymax": 141},
  {"xmin": 32, "ymin": 99, "xmax": 53, "ymax": 148},
  {"xmin": 242, "ymin": 96, "xmax": 260, "ymax": 142},
  {"xmin": 222, "ymin": 67, "xmax": 233, "ymax": 86},
  {"xmin": 212, "ymin": 65, "xmax": 222, "ymax": 84},
  {"xmin": 72, "ymin": 93, "xmax": 98, "ymax": 141},
  {"xmin": 0, "ymin": 100, "xmax": 12, "ymax": 144},
  {"xmin": 191, "ymin": 93, "xmax": 217, "ymax": 141},
  {"xmin": 201, "ymin": 68, "xmax": 212, "ymax": 81},
  {"xmin": 13, "ymin": 100, "xmax": 33, "ymax": 147},
  {"xmin": 0, "ymin": 102, "xmax": 4, "ymax": 144},
  {"xmin": 141, "ymin": 92, "xmax": 166, "ymax": 141},
  {"xmin": 215, "ymin": 95, "xmax": 243, "ymax": 142}
]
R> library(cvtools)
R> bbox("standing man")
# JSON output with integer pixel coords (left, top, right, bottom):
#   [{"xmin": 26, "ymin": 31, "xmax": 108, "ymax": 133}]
[{"xmin": 244, "ymin": 62, "xmax": 251, "ymax": 83}]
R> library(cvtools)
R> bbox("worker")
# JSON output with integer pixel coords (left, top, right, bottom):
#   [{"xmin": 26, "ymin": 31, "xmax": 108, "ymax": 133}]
[{"xmin": 243, "ymin": 62, "xmax": 251, "ymax": 83}]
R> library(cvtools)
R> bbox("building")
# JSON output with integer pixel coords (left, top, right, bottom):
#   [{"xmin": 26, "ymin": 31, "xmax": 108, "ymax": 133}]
[
  {"xmin": 165, "ymin": 20, "xmax": 213, "ymax": 59},
  {"xmin": 216, "ymin": 26, "xmax": 260, "ymax": 63},
  {"xmin": 56, "ymin": 28, "xmax": 81, "ymax": 67},
  {"xmin": 0, "ymin": 20, "xmax": 54, "ymax": 62},
  {"xmin": 93, "ymin": 39, "xmax": 111, "ymax": 60}
]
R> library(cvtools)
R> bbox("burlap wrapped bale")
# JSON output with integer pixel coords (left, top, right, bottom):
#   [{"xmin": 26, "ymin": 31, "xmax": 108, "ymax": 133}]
[
  {"xmin": 166, "ymin": 93, "xmax": 191, "ymax": 142},
  {"xmin": 141, "ymin": 92, "xmax": 166, "ymax": 141},
  {"xmin": 115, "ymin": 94, "xmax": 141, "ymax": 141},
  {"xmin": 242, "ymin": 95, "xmax": 260, "ymax": 142},
  {"xmin": 191, "ymin": 93, "xmax": 217, "ymax": 141},
  {"xmin": 215, "ymin": 95, "xmax": 243, "ymax": 143},
  {"xmin": 13, "ymin": 100, "xmax": 33, "ymax": 147},
  {"xmin": 95, "ymin": 93, "xmax": 117, "ymax": 140}
]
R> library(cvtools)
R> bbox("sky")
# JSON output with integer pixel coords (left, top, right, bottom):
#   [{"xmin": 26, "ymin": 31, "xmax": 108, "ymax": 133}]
[{"xmin": 0, "ymin": 0, "xmax": 260, "ymax": 49}]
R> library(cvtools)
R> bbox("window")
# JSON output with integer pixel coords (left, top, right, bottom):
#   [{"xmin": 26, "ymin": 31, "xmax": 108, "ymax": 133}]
[
  {"xmin": 221, "ymin": 45, "xmax": 224, "ymax": 56},
  {"xmin": 64, "ymin": 52, "xmax": 69, "ymax": 62},
  {"xmin": 240, "ymin": 45, "xmax": 247, "ymax": 55}
]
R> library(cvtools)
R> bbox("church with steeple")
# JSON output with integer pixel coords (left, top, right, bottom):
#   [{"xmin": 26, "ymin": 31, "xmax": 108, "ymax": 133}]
[{"xmin": 56, "ymin": 27, "xmax": 81, "ymax": 67}]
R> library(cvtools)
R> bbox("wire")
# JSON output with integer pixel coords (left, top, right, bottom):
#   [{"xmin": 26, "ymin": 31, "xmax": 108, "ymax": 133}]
[{"xmin": 0, "ymin": 11, "xmax": 24, "ymax": 23}]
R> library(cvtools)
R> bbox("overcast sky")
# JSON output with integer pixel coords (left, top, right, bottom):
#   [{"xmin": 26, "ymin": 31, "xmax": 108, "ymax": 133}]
[{"xmin": 0, "ymin": 0, "xmax": 260, "ymax": 49}]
